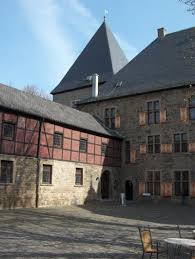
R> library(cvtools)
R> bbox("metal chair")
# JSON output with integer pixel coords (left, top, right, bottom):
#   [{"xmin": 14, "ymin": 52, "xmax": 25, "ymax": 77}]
[{"xmin": 138, "ymin": 226, "xmax": 166, "ymax": 258}]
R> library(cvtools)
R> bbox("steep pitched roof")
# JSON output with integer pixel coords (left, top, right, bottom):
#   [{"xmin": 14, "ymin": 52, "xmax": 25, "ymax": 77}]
[
  {"xmin": 78, "ymin": 26, "xmax": 195, "ymax": 104},
  {"xmin": 51, "ymin": 21, "xmax": 128, "ymax": 95},
  {"xmin": 0, "ymin": 83, "xmax": 121, "ymax": 138}
]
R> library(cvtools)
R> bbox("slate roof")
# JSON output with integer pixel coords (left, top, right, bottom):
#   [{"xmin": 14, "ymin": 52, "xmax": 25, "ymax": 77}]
[
  {"xmin": 51, "ymin": 21, "xmax": 128, "ymax": 95},
  {"xmin": 78, "ymin": 26, "xmax": 195, "ymax": 104},
  {"xmin": 0, "ymin": 83, "xmax": 121, "ymax": 138}
]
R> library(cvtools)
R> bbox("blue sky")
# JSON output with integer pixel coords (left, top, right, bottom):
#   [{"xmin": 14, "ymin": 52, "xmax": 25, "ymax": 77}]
[{"xmin": 0, "ymin": 0, "xmax": 195, "ymax": 94}]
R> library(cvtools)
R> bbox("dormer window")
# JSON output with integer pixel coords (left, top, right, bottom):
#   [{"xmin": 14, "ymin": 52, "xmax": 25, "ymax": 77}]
[{"xmin": 71, "ymin": 99, "xmax": 80, "ymax": 108}]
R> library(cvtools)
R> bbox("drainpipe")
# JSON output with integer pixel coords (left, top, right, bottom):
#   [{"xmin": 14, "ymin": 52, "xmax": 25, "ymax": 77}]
[{"xmin": 36, "ymin": 118, "xmax": 43, "ymax": 208}]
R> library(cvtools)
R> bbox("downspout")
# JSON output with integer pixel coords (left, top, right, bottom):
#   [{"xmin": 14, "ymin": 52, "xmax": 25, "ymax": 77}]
[{"xmin": 36, "ymin": 118, "xmax": 43, "ymax": 208}]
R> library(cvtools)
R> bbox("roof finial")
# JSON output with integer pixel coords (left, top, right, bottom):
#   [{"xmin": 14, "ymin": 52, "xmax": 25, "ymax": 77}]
[{"xmin": 104, "ymin": 9, "xmax": 108, "ymax": 22}]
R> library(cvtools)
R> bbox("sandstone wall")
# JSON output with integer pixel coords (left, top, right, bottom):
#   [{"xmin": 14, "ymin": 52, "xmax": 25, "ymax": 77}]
[{"xmin": 39, "ymin": 159, "xmax": 120, "ymax": 207}]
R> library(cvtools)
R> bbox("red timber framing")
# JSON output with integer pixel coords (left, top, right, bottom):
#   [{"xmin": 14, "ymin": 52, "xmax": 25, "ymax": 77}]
[{"xmin": 0, "ymin": 110, "xmax": 121, "ymax": 167}]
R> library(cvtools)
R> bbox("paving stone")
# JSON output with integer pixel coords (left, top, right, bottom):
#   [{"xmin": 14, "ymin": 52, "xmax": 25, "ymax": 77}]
[{"xmin": 0, "ymin": 201, "xmax": 194, "ymax": 258}]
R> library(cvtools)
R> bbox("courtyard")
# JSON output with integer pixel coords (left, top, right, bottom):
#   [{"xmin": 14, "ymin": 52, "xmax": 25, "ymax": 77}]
[{"xmin": 0, "ymin": 201, "xmax": 195, "ymax": 258}]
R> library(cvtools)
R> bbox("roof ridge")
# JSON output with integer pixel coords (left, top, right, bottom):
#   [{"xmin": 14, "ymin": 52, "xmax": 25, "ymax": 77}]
[
  {"xmin": 103, "ymin": 21, "xmax": 115, "ymax": 75},
  {"xmin": 166, "ymin": 26, "xmax": 195, "ymax": 37},
  {"xmin": 0, "ymin": 83, "xmax": 97, "ymax": 118},
  {"xmin": 51, "ymin": 21, "xmax": 128, "ymax": 95},
  {"xmin": 0, "ymin": 83, "xmax": 122, "ymax": 138}
]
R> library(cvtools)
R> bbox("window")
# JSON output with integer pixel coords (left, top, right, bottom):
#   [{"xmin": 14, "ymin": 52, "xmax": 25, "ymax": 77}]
[
  {"xmin": 189, "ymin": 96, "xmax": 195, "ymax": 120},
  {"xmin": 174, "ymin": 133, "xmax": 188, "ymax": 152},
  {"xmin": 101, "ymin": 143, "xmax": 108, "ymax": 156},
  {"xmin": 42, "ymin": 165, "xmax": 52, "ymax": 184},
  {"xmin": 125, "ymin": 141, "xmax": 130, "ymax": 163},
  {"xmin": 2, "ymin": 123, "xmax": 15, "ymax": 140},
  {"xmin": 104, "ymin": 108, "xmax": 116, "ymax": 129},
  {"xmin": 174, "ymin": 171, "xmax": 189, "ymax": 196},
  {"xmin": 147, "ymin": 135, "xmax": 160, "ymax": 153},
  {"xmin": 0, "ymin": 161, "xmax": 13, "ymax": 184},
  {"xmin": 147, "ymin": 100, "xmax": 160, "ymax": 124},
  {"xmin": 75, "ymin": 168, "xmax": 83, "ymax": 185},
  {"xmin": 79, "ymin": 139, "xmax": 87, "ymax": 152},
  {"xmin": 53, "ymin": 133, "xmax": 63, "ymax": 148},
  {"xmin": 146, "ymin": 170, "xmax": 160, "ymax": 195}
]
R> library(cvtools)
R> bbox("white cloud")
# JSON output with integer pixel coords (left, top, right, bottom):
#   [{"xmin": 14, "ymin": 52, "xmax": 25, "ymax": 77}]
[
  {"xmin": 19, "ymin": 0, "xmax": 76, "ymax": 79},
  {"xmin": 19, "ymin": 0, "xmax": 137, "ymax": 87},
  {"xmin": 61, "ymin": 0, "xmax": 99, "ymax": 38}
]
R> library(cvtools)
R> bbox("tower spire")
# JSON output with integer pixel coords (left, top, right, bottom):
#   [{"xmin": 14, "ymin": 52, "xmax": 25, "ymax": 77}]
[{"xmin": 104, "ymin": 9, "xmax": 108, "ymax": 22}]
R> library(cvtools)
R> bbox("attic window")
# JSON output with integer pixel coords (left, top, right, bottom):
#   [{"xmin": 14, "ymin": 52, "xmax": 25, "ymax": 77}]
[{"xmin": 116, "ymin": 81, "xmax": 123, "ymax": 87}]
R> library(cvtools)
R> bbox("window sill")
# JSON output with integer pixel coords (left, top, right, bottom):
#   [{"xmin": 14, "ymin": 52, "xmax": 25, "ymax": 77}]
[
  {"xmin": 40, "ymin": 184, "xmax": 53, "ymax": 186},
  {"xmin": 74, "ymin": 185, "xmax": 84, "ymax": 187}
]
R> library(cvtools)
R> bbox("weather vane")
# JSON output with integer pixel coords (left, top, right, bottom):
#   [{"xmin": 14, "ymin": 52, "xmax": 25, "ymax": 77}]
[{"xmin": 104, "ymin": 9, "xmax": 109, "ymax": 21}]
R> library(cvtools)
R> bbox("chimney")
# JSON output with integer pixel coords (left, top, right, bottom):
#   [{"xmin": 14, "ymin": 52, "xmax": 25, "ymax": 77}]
[
  {"xmin": 92, "ymin": 73, "xmax": 99, "ymax": 97},
  {"xmin": 158, "ymin": 27, "xmax": 166, "ymax": 40}
]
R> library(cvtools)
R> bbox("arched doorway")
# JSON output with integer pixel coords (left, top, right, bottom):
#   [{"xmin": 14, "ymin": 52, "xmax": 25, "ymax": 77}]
[
  {"xmin": 101, "ymin": 171, "xmax": 110, "ymax": 199},
  {"xmin": 125, "ymin": 180, "xmax": 133, "ymax": 200}
]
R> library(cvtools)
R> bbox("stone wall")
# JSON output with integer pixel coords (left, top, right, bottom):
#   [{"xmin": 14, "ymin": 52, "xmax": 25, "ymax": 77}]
[
  {"xmin": 0, "ymin": 154, "xmax": 37, "ymax": 209},
  {"xmin": 39, "ymin": 159, "xmax": 120, "ymax": 207},
  {"xmin": 78, "ymin": 87, "xmax": 195, "ymax": 199},
  {"xmin": 0, "ymin": 154, "xmax": 120, "ymax": 209},
  {"xmin": 53, "ymin": 87, "xmax": 92, "ymax": 107}
]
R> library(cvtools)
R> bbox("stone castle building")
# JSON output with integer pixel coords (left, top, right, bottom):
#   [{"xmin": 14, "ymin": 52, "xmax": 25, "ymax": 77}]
[{"xmin": 1, "ymin": 21, "xmax": 195, "ymax": 208}]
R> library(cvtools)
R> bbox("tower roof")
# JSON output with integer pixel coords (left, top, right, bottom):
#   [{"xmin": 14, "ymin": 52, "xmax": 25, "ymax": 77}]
[
  {"xmin": 51, "ymin": 21, "xmax": 128, "ymax": 95},
  {"xmin": 78, "ymin": 26, "xmax": 195, "ymax": 104}
]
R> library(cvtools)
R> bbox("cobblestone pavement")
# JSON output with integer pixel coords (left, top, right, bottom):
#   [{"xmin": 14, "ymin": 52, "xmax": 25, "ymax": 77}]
[{"xmin": 0, "ymin": 200, "xmax": 195, "ymax": 259}]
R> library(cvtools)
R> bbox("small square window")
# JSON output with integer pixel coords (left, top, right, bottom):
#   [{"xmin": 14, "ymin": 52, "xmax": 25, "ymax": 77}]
[
  {"xmin": 3, "ymin": 123, "xmax": 15, "ymax": 140},
  {"xmin": 0, "ymin": 160, "xmax": 13, "ymax": 184},
  {"xmin": 42, "ymin": 165, "xmax": 52, "ymax": 184},
  {"xmin": 75, "ymin": 168, "xmax": 83, "ymax": 186},
  {"xmin": 79, "ymin": 139, "xmax": 87, "ymax": 152},
  {"xmin": 53, "ymin": 133, "xmax": 63, "ymax": 147}
]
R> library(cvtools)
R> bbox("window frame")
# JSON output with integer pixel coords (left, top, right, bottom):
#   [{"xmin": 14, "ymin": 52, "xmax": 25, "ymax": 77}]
[
  {"xmin": 146, "ymin": 170, "xmax": 161, "ymax": 196},
  {"xmin": 147, "ymin": 100, "xmax": 160, "ymax": 125},
  {"xmin": 0, "ymin": 160, "xmax": 14, "ymax": 184},
  {"xmin": 104, "ymin": 107, "xmax": 117, "ymax": 129},
  {"xmin": 173, "ymin": 170, "xmax": 189, "ymax": 196},
  {"xmin": 173, "ymin": 133, "xmax": 188, "ymax": 153},
  {"xmin": 42, "ymin": 164, "xmax": 52, "ymax": 185},
  {"xmin": 147, "ymin": 135, "xmax": 161, "ymax": 154},
  {"xmin": 125, "ymin": 141, "xmax": 130, "ymax": 163},
  {"xmin": 79, "ymin": 138, "xmax": 88, "ymax": 153},
  {"xmin": 53, "ymin": 132, "xmax": 63, "ymax": 148},
  {"xmin": 2, "ymin": 122, "xmax": 15, "ymax": 140},
  {"xmin": 75, "ymin": 168, "xmax": 83, "ymax": 186}
]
